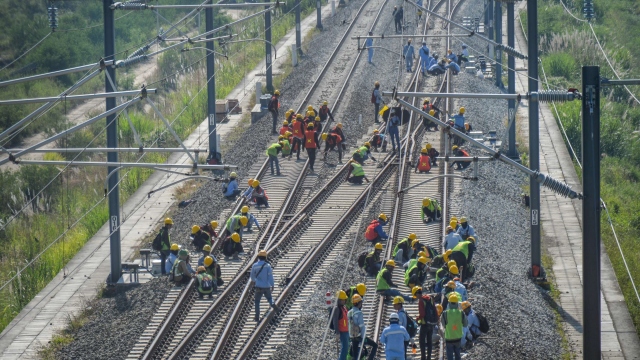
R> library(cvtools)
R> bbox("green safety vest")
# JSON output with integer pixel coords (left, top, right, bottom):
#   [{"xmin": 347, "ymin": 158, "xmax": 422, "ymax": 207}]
[
  {"xmin": 404, "ymin": 263, "xmax": 421, "ymax": 286},
  {"xmin": 393, "ymin": 238, "xmax": 409, "ymax": 257},
  {"xmin": 444, "ymin": 308, "xmax": 463, "ymax": 340},
  {"xmin": 452, "ymin": 241, "xmax": 471, "ymax": 258},
  {"xmin": 435, "ymin": 268, "xmax": 447, "ymax": 283},
  {"xmin": 405, "ymin": 258, "xmax": 418, "ymax": 271},
  {"xmin": 358, "ymin": 146, "xmax": 368, "ymax": 156},
  {"xmin": 205, "ymin": 264, "xmax": 217, "ymax": 280},
  {"xmin": 266, "ymin": 143, "xmax": 281, "ymax": 156},
  {"xmin": 197, "ymin": 273, "xmax": 213, "ymax": 294},
  {"xmin": 351, "ymin": 162, "xmax": 365, "ymax": 177},
  {"xmin": 376, "ymin": 268, "xmax": 391, "ymax": 291},
  {"xmin": 226, "ymin": 215, "xmax": 243, "ymax": 231},
  {"xmin": 160, "ymin": 228, "xmax": 170, "ymax": 251},
  {"xmin": 281, "ymin": 140, "xmax": 291, "ymax": 155},
  {"xmin": 172, "ymin": 259, "xmax": 184, "ymax": 277},
  {"xmin": 345, "ymin": 286, "xmax": 357, "ymax": 310}
]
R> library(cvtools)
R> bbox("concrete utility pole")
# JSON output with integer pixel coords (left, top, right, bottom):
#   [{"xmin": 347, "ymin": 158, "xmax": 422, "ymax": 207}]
[
  {"xmin": 507, "ymin": 1, "xmax": 517, "ymax": 159},
  {"xmin": 527, "ymin": 0, "xmax": 541, "ymax": 272},
  {"xmin": 295, "ymin": 0, "xmax": 302, "ymax": 54},
  {"xmin": 487, "ymin": 0, "xmax": 494, "ymax": 58},
  {"xmin": 265, "ymin": 6, "xmax": 273, "ymax": 93},
  {"xmin": 582, "ymin": 65, "xmax": 601, "ymax": 360},
  {"xmin": 103, "ymin": 0, "xmax": 121, "ymax": 284},
  {"xmin": 206, "ymin": 0, "xmax": 219, "ymax": 162},
  {"xmin": 494, "ymin": 1, "xmax": 503, "ymax": 88}
]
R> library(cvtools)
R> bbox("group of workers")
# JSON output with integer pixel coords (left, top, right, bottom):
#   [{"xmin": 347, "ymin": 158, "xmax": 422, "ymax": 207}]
[{"xmin": 331, "ymin": 213, "xmax": 483, "ymax": 360}]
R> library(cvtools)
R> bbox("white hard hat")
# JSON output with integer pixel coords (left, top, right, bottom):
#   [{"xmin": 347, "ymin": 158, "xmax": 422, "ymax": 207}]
[{"xmin": 389, "ymin": 313, "xmax": 399, "ymax": 321}]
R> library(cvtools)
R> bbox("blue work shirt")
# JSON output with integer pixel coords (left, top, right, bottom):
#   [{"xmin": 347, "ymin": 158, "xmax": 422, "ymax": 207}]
[
  {"xmin": 419, "ymin": 46, "xmax": 430, "ymax": 60},
  {"xmin": 457, "ymin": 223, "xmax": 476, "ymax": 238},
  {"xmin": 380, "ymin": 323, "xmax": 410, "ymax": 358},
  {"xmin": 365, "ymin": 37, "xmax": 373, "ymax": 48},
  {"xmin": 444, "ymin": 232, "xmax": 462, "ymax": 250},
  {"xmin": 223, "ymin": 179, "xmax": 239, "ymax": 197},
  {"xmin": 455, "ymin": 281, "xmax": 468, "ymax": 301},
  {"xmin": 466, "ymin": 309, "xmax": 481, "ymax": 336},
  {"xmin": 165, "ymin": 252, "xmax": 177, "ymax": 274},
  {"xmin": 452, "ymin": 114, "xmax": 465, "ymax": 128},
  {"xmin": 447, "ymin": 53, "xmax": 458, "ymax": 63},
  {"xmin": 250, "ymin": 260, "xmax": 274, "ymax": 288},
  {"xmin": 427, "ymin": 57, "xmax": 437, "ymax": 68},
  {"xmin": 243, "ymin": 213, "xmax": 260, "ymax": 228},
  {"xmin": 403, "ymin": 44, "xmax": 415, "ymax": 59},
  {"xmin": 374, "ymin": 220, "xmax": 389, "ymax": 239},
  {"xmin": 446, "ymin": 61, "xmax": 461, "ymax": 73},
  {"xmin": 397, "ymin": 309, "xmax": 408, "ymax": 329},
  {"xmin": 348, "ymin": 306, "xmax": 366, "ymax": 339}
]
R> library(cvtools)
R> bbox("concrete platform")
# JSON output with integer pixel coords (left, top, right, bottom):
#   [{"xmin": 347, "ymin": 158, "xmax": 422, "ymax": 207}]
[
  {"xmin": 0, "ymin": 4, "xmax": 334, "ymax": 359},
  {"xmin": 509, "ymin": 3, "xmax": 640, "ymax": 359}
]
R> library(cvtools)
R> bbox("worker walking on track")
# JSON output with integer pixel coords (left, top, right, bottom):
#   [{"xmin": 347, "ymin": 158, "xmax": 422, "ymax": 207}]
[
  {"xmin": 413, "ymin": 286, "xmax": 438, "ymax": 360},
  {"xmin": 155, "ymin": 218, "xmax": 173, "ymax": 275},
  {"xmin": 387, "ymin": 109, "xmax": 401, "ymax": 152},
  {"xmin": 346, "ymin": 159, "xmax": 370, "ymax": 184},
  {"xmin": 364, "ymin": 213, "xmax": 389, "ymax": 243},
  {"xmin": 319, "ymin": 100, "xmax": 333, "ymax": 122},
  {"xmin": 304, "ymin": 122, "xmax": 320, "ymax": 172},
  {"xmin": 251, "ymin": 249, "xmax": 279, "ymax": 322},
  {"xmin": 442, "ymin": 293, "xmax": 467, "ymax": 360},
  {"xmin": 348, "ymin": 294, "xmax": 378, "ymax": 360},
  {"xmin": 333, "ymin": 290, "xmax": 350, "ymax": 360},
  {"xmin": 372, "ymin": 82, "xmax": 383, "ymax": 124},
  {"xmin": 268, "ymin": 90, "xmax": 281, "ymax": 134},
  {"xmin": 365, "ymin": 31, "xmax": 374, "ymax": 64},
  {"xmin": 379, "ymin": 313, "xmax": 410, "ymax": 360},
  {"xmin": 291, "ymin": 114, "xmax": 305, "ymax": 160}
]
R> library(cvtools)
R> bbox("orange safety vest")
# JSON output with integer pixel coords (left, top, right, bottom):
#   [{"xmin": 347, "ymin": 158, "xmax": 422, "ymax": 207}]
[
  {"xmin": 279, "ymin": 126, "xmax": 290, "ymax": 136},
  {"xmin": 319, "ymin": 106, "xmax": 329, "ymax": 116},
  {"xmin": 338, "ymin": 306, "xmax": 349, "ymax": 332},
  {"xmin": 304, "ymin": 129, "xmax": 317, "ymax": 149},
  {"xmin": 292, "ymin": 121, "xmax": 304, "ymax": 138},
  {"xmin": 418, "ymin": 154, "xmax": 432, "ymax": 171}
]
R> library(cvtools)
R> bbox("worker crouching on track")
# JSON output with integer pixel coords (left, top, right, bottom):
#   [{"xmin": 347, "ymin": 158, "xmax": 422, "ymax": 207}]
[
  {"xmin": 201, "ymin": 220, "xmax": 219, "ymax": 241},
  {"xmin": 348, "ymin": 293, "xmax": 378, "ymax": 360},
  {"xmin": 346, "ymin": 159, "xmax": 370, "ymax": 184},
  {"xmin": 371, "ymin": 129, "xmax": 386, "ymax": 152},
  {"xmin": 224, "ymin": 214, "xmax": 247, "ymax": 239},
  {"xmin": 251, "ymin": 249, "xmax": 279, "ymax": 322},
  {"xmin": 376, "ymin": 260, "xmax": 413, "ymax": 302},
  {"xmin": 203, "ymin": 255, "xmax": 223, "ymax": 287},
  {"xmin": 222, "ymin": 232, "xmax": 243, "ymax": 260},
  {"xmin": 364, "ymin": 213, "xmax": 389, "ymax": 243},
  {"xmin": 319, "ymin": 100, "xmax": 333, "ymax": 121},
  {"xmin": 425, "ymin": 143, "xmax": 439, "ymax": 167},
  {"xmin": 250, "ymin": 180, "xmax": 270, "ymax": 208},
  {"xmin": 360, "ymin": 243, "xmax": 383, "ymax": 276},
  {"xmin": 195, "ymin": 266, "xmax": 214, "ymax": 299},
  {"xmin": 279, "ymin": 134, "xmax": 292, "ymax": 159},
  {"xmin": 405, "ymin": 256, "xmax": 429, "ymax": 289},
  {"xmin": 353, "ymin": 142, "xmax": 377, "ymax": 165},
  {"xmin": 171, "ymin": 249, "xmax": 193, "ymax": 285},
  {"xmin": 241, "ymin": 205, "xmax": 261, "ymax": 233},
  {"xmin": 323, "ymin": 132, "xmax": 344, "ymax": 163},
  {"xmin": 414, "ymin": 286, "xmax": 438, "ymax": 360},
  {"xmin": 442, "ymin": 293, "xmax": 467, "ymax": 360},
  {"xmin": 303, "ymin": 122, "xmax": 320, "ymax": 172},
  {"xmin": 415, "ymin": 148, "xmax": 432, "ymax": 173},
  {"xmin": 223, "ymin": 172, "xmax": 241, "ymax": 199},
  {"xmin": 379, "ymin": 313, "xmax": 410, "ymax": 360},
  {"xmin": 421, "ymin": 197, "xmax": 441, "ymax": 223},
  {"xmin": 191, "ymin": 225, "xmax": 211, "ymax": 252},
  {"xmin": 451, "ymin": 145, "xmax": 471, "ymax": 170},
  {"xmin": 456, "ymin": 216, "xmax": 475, "ymax": 240},
  {"xmin": 393, "ymin": 233, "xmax": 417, "ymax": 264}
]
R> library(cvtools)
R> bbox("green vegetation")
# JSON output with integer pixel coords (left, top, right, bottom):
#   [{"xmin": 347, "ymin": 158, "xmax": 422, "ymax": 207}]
[
  {"xmin": 522, "ymin": 0, "xmax": 640, "ymax": 337},
  {"xmin": 0, "ymin": 0, "xmax": 321, "ymax": 335}
]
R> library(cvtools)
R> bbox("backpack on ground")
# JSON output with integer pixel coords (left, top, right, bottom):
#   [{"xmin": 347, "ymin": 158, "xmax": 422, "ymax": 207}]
[
  {"xmin": 476, "ymin": 311, "xmax": 489, "ymax": 333},
  {"xmin": 371, "ymin": 90, "xmax": 376, "ymax": 104},
  {"xmin": 357, "ymin": 251, "xmax": 369, "ymax": 268},
  {"xmin": 151, "ymin": 229, "xmax": 163, "ymax": 251},
  {"xmin": 201, "ymin": 275, "xmax": 213, "ymax": 291},
  {"xmin": 364, "ymin": 220, "xmax": 380, "ymax": 241}
]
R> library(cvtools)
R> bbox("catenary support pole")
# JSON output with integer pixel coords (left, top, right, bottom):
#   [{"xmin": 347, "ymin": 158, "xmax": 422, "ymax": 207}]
[
  {"xmin": 316, "ymin": 0, "xmax": 323, "ymax": 29},
  {"xmin": 527, "ymin": 0, "xmax": 541, "ymax": 273},
  {"xmin": 494, "ymin": 1, "xmax": 503, "ymax": 88},
  {"xmin": 265, "ymin": 6, "xmax": 273, "ymax": 92},
  {"xmin": 582, "ymin": 65, "xmax": 601, "ymax": 360},
  {"xmin": 507, "ymin": 1, "xmax": 517, "ymax": 159},
  {"xmin": 487, "ymin": 0, "xmax": 494, "ymax": 58},
  {"xmin": 206, "ymin": 0, "xmax": 219, "ymax": 162},
  {"xmin": 104, "ymin": 0, "xmax": 121, "ymax": 284},
  {"xmin": 295, "ymin": 0, "xmax": 302, "ymax": 54}
]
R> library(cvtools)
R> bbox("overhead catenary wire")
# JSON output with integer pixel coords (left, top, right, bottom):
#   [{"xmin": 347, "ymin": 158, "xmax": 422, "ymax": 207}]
[{"xmin": 0, "ymin": 32, "xmax": 52, "ymax": 74}]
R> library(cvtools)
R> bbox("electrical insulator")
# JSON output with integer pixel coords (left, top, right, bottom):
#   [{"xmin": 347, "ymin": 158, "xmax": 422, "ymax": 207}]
[
  {"xmin": 531, "ymin": 90, "xmax": 581, "ymax": 103},
  {"xmin": 114, "ymin": 2, "xmax": 148, "ymax": 10},
  {"xmin": 495, "ymin": 44, "xmax": 527, "ymax": 59},
  {"xmin": 583, "ymin": 0, "xmax": 595, "ymax": 21},
  {"xmin": 47, "ymin": 5, "xmax": 58, "ymax": 31}
]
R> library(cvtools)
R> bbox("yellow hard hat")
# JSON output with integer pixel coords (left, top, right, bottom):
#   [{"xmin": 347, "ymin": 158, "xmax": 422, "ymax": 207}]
[
  {"xmin": 423, "ymin": 98, "xmax": 430, "ymax": 104},
  {"xmin": 448, "ymin": 293, "xmax": 459, "ymax": 303},
  {"xmin": 418, "ymin": 256, "xmax": 428, "ymax": 265},
  {"xmin": 274, "ymin": 90, "xmax": 280, "ymax": 95},
  {"xmin": 283, "ymin": 120, "xmax": 289, "ymax": 126},
  {"xmin": 374, "ymin": 243, "xmax": 383, "ymax": 250},
  {"xmin": 210, "ymin": 220, "xmax": 218, "ymax": 229},
  {"xmin": 374, "ymin": 81, "xmax": 380, "ymax": 86},
  {"xmin": 241, "ymin": 205, "xmax": 249, "ymax": 213},
  {"xmin": 258, "ymin": 249, "xmax": 268, "ymax": 257},
  {"xmin": 421, "ymin": 148, "xmax": 428, "ymax": 154},
  {"xmin": 288, "ymin": 108, "xmax": 294, "ymax": 114},
  {"xmin": 315, "ymin": 116, "xmax": 321, "ymax": 122},
  {"xmin": 460, "ymin": 216, "xmax": 467, "ymax": 223},
  {"xmin": 459, "ymin": 107, "xmax": 465, "ymax": 114},
  {"xmin": 230, "ymin": 172, "xmax": 238, "ymax": 178},
  {"xmin": 170, "ymin": 243, "xmax": 179, "ymax": 251},
  {"xmin": 323, "ymin": 101, "xmax": 328, "ymax": 106},
  {"xmin": 418, "ymin": 251, "xmax": 427, "ymax": 258},
  {"xmin": 450, "ymin": 220, "xmax": 457, "ymax": 229},
  {"xmin": 337, "ymin": 290, "xmax": 348, "ymax": 300},
  {"xmin": 446, "ymin": 280, "xmax": 457, "ymax": 289},
  {"xmin": 296, "ymin": 113, "xmax": 303, "ymax": 120},
  {"xmin": 447, "ymin": 260, "xmax": 457, "ymax": 268},
  {"xmin": 248, "ymin": 178, "xmax": 254, "ymax": 186},
  {"xmin": 386, "ymin": 260, "xmax": 396, "ymax": 267},
  {"xmin": 408, "ymin": 233, "xmax": 417, "ymax": 240},
  {"xmin": 231, "ymin": 232, "xmax": 241, "ymax": 242},
  {"xmin": 284, "ymin": 131, "xmax": 292, "ymax": 137},
  {"xmin": 429, "ymin": 109, "xmax": 435, "ymax": 116},
  {"xmin": 307, "ymin": 122, "xmax": 314, "ymax": 128},
  {"xmin": 351, "ymin": 294, "xmax": 363, "ymax": 304},
  {"xmin": 203, "ymin": 244, "xmax": 211, "ymax": 252},
  {"xmin": 461, "ymin": 301, "xmax": 471, "ymax": 310},
  {"xmin": 436, "ymin": 303, "xmax": 443, "ymax": 316},
  {"xmin": 197, "ymin": 265, "xmax": 206, "ymax": 272},
  {"xmin": 307, "ymin": 105, "xmax": 313, "ymax": 111},
  {"xmin": 192, "ymin": 225, "xmax": 200, "ymax": 234},
  {"xmin": 449, "ymin": 265, "xmax": 459, "ymax": 275},
  {"xmin": 364, "ymin": 142, "xmax": 371, "ymax": 147},
  {"xmin": 411, "ymin": 286, "xmax": 422, "ymax": 298},
  {"xmin": 337, "ymin": 123, "xmax": 343, "ymax": 128},
  {"xmin": 445, "ymin": 249, "xmax": 453, "ymax": 256},
  {"xmin": 322, "ymin": 133, "xmax": 328, "ymax": 141},
  {"xmin": 393, "ymin": 296, "xmax": 405, "ymax": 304},
  {"xmin": 468, "ymin": 236, "xmax": 476, "ymax": 243},
  {"xmin": 278, "ymin": 135, "xmax": 284, "ymax": 141},
  {"xmin": 373, "ymin": 129, "xmax": 379, "ymax": 134},
  {"xmin": 425, "ymin": 143, "xmax": 432, "ymax": 150},
  {"xmin": 164, "ymin": 218, "xmax": 174, "ymax": 225},
  {"xmin": 451, "ymin": 216, "xmax": 458, "ymax": 223},
  {"xmin": 379, "ymin": 213, "xmax": 387, "ymax": 222},
  {"xmin": 204, "ymin": 256, "xmax": 214, "ymax": 267},
  {"xmin": 252, "ymin": 180, "xmax": 260, "ymax": 188},
  {"xmin": 240, "ymin": 216, "xmax": 248, "ymax": 226},
  {"xmin": 411, "ymin": 239, "xmax": 420, "ymax": 247},
  {"xmin": 452, "ymin": 145, "xmax": 459, "ymax": 151},
  {"xmin": 422, "ymin": 198, "xmax": 431, "ymax": 206},
  {"xmin": 356, "ymin": 283, "xmax": 367, "ymax": 296}
]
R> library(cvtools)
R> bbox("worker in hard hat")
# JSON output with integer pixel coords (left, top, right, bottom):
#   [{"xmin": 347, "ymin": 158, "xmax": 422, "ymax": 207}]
[
  {"xmin": 268, "ymin": 89, "xmax": 281, "ymax": 134},
  {"xmin": 403, "ymin": 39, "xmax": 415, "ymax": 72},
  {"xmin": 393, "ymin": 233, "xmax": 416, "ymax": 263},
  {"xmin": 460, "ymin": 301, "xmax": 481, "ymax": 345},
  {"xmin": 195, "ymin": 266, "xmax": 214, "ymax": 299},
  {"xmin": 365, "ymin": 31, "xmax": 374, "ymax": 64},
  {"xmin": 305, "ymin": 105, "xmax": 318, "ymax": 120},
  {"xmin": 278, "ymin": 135, "xmax": 291, "ymax": 159},
  {"xmin": 333, "ymin": 289, "xmax": 350, "ymax": 360},
  {"xmin": 265, "ymin": 140, "xmax": 283, "ymax": 176},
  {"xmin": 452, "ymin": 107, "xmax": 465, "ymax": 131},
  {"xmin": 224, "ymin": 214, "xmax": 248, "ymax": 239},
  {"xmin": 191, "ymin": 225, "xmax": 212, "ymax": 252},
  {"xmin": 363, "ymin": 243, "xmax": 384, "ymax": 275},
  {"xmin": 415, "ymin": 148, "xmax": 432, "ymax": 173},
  {"xmin": 373, "ymin": 81, "xmax": 383, "ymax": 124},
  {"xmin": 291, "ymin": 114, "xmax": 305, "ymax": 160},
  {"xmin": 456, "ymin": 217, "xmax": 475, "ymax": 240},
  {"xmin": 442, "ymin": 281, "xmax": 465, "ymax": 310},
  {"xmin": 387, "ymin": 108, "xmax": 402, "ymax": 152},
  {"xmin": 371, "ymin": 129, "xmax": 386, "ymax": 152},
  {"xmin": 201, "ymin": 220, "xmax": 219, "ymax": 241},
  {"xmin": 348, "ymin": 293, "xmax": 378, "ymax": 360},
  {"xmin": 445, "ymin": 58, "xmax": 460, "ymax": 75},
  {"xmin": 241, "ymin": 205, "xmax": 261, "ymax": 233},
  {"xmin": 419, "ymin": 41, "xmax": 430, "ymax": 75},
  {"xmin": 343, "ymin": 283, "xmax": 367, "ymax": 310},
  {"xmin": 376, "ymin": 260, "xmax": 413, "ymax": 301},
  {"xmin": 364, "ymin": 213, "xmax": 389, "ymax": 243},
  {"xmin": 414, "ymin": 287, "xmax": 438, "ymax": 360},
  {"xmin": 222, "ymin": 232, "xmax": 243, "ymax": 260},
  {"xmin": 379, "ymin": 313, "xmax": 410, "ymax": 360},
  {"xmin": 165, "ymin": 243, "xmax": 180, "ymax": 275},
  {"xmin": 405, "ymin": 256, "xmax": 429, "ymax": 289},
  {"xmin": 435, "ymin": 264, "xmax": 457, "ymax": 293},
  {"xmin": 251, "ymin": 249, "xmax": 278, "ymax": 322},
  {"xmin": 422, "ymin": 100, "xmax": 441, "ymax": 131},
  {"xmin": 450, "ymin": 237, "xmax": 476, "ymax": 275},
  {"xmin": 171, "ymin": 249, "xmax": 194, "ymax": 285},
  {"xmin": 330, "ymin": 122, "xmax": 347, "ymax": 148},
  {"xmin": 403, "ymin": 250, "xmax": 428, "ymax": 270},
  {"xmin": 223, "ymin": 172, "xmax": 241, "ymax": 199},
  {"xmin": 311, "ymin": 116, "xmax": 322, "ymax": 132},
  {"xmin": 242, "ymin": 179, "xmax": 255, "ymax": 200},
  {"xmin": 346, "ymin": 159, "xmax": 370, "ymax": 184},
  {"xmin": 443, "ymin": 225, "xmax": 462, "ymax": 250},
  {"xmin": 155, "ymin": 218, "xmax": 174, "ymax": 275},
  {"xmin": 457, "ymin": 44, "xmax": 469, "ymax": 65},
  {"xmin": 393, "ymin": 296, "xmax": 408, "ymax": 330},
  {"xmin": 425, "ymin": 143, "xmax": 439, "ymax": 167},
  {"xmin": 452, "ymin": 277, "xmax": 468, "ymax": 302},
  {"xmin": 430, "ymin": 249, "xmax": 451, "ymax": 270},
  {"xmin": 203, "ymin": 255, "xmax": 223, "ymax": 287},
  {"xmin": 421, "ymin": 197, "xmax": 441, "ymax": 223},
  {"xmin": 250, "ymin": 180, "xmax": 270, "ymax": 208},
  {"xmin": 352, "ymin": 142, "xmax": 377, "ymax": 165},
  {"xmin": 451, "ymin": 145, "xmax": 471, "ymax": 170},
  {"xmin": 197, "ymin": 244, "xmax": 213, "ymax": 267},
  {"xmin": 318, "ymin": 101, "xmax": 333, "ymax": 122},
  {"xmin": 322, "ymin": 131, "xmax": 344, "ymax": 163},
  {"xmin": 279, "ymin": 120, "xmax": 291, "ymax": 136},
  {"xmin": 442, "ymin": 293, "xmax": 467, "ymax": 360},
  {"xmin": 303, "ymin": 122, "xmax": 320, "ymax": 172}
]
